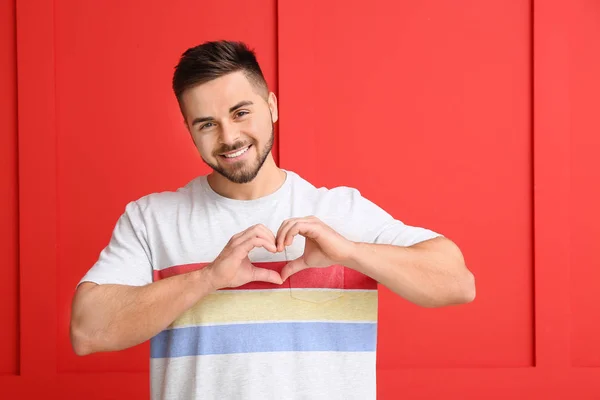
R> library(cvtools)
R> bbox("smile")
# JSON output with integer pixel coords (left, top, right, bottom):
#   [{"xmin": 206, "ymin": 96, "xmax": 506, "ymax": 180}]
[{"xmin": 220, "ymin": 145, "xmax": 251, "ymax": 159}]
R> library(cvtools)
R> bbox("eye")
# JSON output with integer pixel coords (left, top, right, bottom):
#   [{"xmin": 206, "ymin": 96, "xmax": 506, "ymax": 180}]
[
  {"xmin": 235, "ymin": 110, "xmax": 249, "ymax": 118},
  {"xmin": 199, "ymin": 122, "xmax": 215, "ymax": 131}
]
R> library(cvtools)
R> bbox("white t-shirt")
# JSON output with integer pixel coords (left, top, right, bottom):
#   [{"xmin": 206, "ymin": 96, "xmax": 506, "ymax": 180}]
[{"xmin": 80, "ymin": 170, "xmax": 441, "ymax": 400}]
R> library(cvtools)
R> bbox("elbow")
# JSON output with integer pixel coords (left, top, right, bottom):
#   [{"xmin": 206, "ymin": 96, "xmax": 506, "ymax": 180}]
[
  {"xmin": 70, "ymin": 320, "xmax": 95, "ymax": 356},
  {"xmin": 72, "ymin": 340, "xmax": 93, "ymax": 357},
  {"xmin": 447, "ymin": 241, "xmax": 476, "ymax": 305},
  {"xmin": 427, "ymin": 268, "xmax": 475, "ymax": 308},
  {"xmin": 70, "ymin": 282, "xmax": 102, "ymax": 356},
  {"xmin": 456, "ymin": 269, "xmax": 476, "ymax": 304}
]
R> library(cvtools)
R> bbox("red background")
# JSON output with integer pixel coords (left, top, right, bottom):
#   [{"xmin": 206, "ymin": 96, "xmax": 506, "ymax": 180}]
[{"xmin": 2, "ymin": 0, "xmax": 599, "ymax": 398}]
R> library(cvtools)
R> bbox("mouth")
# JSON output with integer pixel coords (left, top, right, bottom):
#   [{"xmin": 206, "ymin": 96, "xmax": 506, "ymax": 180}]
[{"xmin": 219, "ymin": 144, "xmax": 252, "ymax": 161}]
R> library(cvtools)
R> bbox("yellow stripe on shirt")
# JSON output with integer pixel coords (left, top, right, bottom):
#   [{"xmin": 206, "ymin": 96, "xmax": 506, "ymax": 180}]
[{"xmin": 170, "ymin": 289, "xmax": 378, "ymax": 328}]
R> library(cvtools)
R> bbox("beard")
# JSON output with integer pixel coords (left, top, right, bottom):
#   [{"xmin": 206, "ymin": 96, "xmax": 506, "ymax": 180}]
[{"xmin": 203, "ymin": 125, "xmax": 274, "ymax": 184}]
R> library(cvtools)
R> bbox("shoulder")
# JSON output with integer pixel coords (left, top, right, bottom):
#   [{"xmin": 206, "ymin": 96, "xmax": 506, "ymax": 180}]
[
  {"xmin": 122, "ymin": 175, "xmax": 207, "ymax": 222},
  {"xmin": 288, "ymin": 170, "xmax": 361, "ymax": 198},
  {"xmin": 287, "ymin": 170, "xmax": 365, "ymax": 213}
]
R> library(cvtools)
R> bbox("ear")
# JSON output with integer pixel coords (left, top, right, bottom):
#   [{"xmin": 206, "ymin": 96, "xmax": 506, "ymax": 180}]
[{"xmin": 268, "ymin": 92, "xmax": 278, "ymax": 124}]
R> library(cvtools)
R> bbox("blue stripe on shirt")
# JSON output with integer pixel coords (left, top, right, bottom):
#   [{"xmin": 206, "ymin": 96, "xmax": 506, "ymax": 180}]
[{"xmin": 150, "ymin": 322, "xmax": 377, "ymax": 358}]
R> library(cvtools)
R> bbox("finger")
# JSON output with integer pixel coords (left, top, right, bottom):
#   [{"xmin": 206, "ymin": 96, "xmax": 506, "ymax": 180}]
[
  {"xmin": 276, "ymin": 219, "xmax": 291, "ymax": 251},
  {"xmin": 277, "ymin": 218, "xmax": 302, "ymax": 251},
  {"xmin": 233, "ymin": 224, "xmax": 275, "ymax": 249},
  {"xmin": 249, "ymin": 224, "xmax": 277, "ymax": 249},
  {"xmin": 280, "ymin": 258, "xmax": 306, "ymax": 282},
  {"xmin": 230, "ymin": 223, "xmax": 262, "ymax": 242},
  {"xmin": 255, "ymin": 224, "xmax": 277, "ymax": 247},
  {"xmin": 251, "ymin": 266, "xmax": 283, "ymax": 285},
  {"xmin": 236, "ymin": 236, "xmax": 277, "ymax": 257},
  {"xmin": 276, "ymin": 217, "xmax": 295, "ymax": 236},
  {"xmin": 284, "ymin": 221, "xmax": 320, "ymax": 246}
]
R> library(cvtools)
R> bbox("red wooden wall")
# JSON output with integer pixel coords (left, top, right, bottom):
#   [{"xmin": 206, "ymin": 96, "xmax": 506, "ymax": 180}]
[{"xmin": 2, "ymin": 0, "xmax": 599, "ymax": 398}]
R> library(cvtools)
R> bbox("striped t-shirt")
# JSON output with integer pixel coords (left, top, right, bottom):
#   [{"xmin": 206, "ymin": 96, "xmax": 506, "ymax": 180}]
[{"xmin": 79, "ymin": 170, "xmax": 441, "ymax": 399}]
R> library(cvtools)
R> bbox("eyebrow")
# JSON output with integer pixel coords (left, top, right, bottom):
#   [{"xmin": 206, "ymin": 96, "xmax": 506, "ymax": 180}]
[{"xmin": 191, "ymin": 101, "xmax": 254, "ymax": 126}]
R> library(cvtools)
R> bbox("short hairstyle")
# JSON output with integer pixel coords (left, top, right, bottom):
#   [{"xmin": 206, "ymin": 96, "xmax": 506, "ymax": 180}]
[{"xmin": 172, "ymin": 40, "xmax": 269, "ymax": 102}]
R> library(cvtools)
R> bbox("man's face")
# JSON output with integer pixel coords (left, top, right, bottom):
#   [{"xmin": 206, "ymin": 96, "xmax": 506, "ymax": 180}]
[{"xmin": 180, "ymin": 71, "xmax": 278, "ymax": 184}]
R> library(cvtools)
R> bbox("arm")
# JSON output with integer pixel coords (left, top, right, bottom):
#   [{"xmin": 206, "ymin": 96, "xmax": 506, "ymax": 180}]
[
  {"xmin": 70, "ymin": 268, "xmax": 215, "ymax": 355},
  {"xmin": 71, "ymin": 212, "xmax": 282, "ymax": 356},
  {"xmin": 344, "ymin": 236, "xmax": 475, "ymax": 307},
  {"xmin": 277, "ymin": 188, "xmax": 476, "ymax": 308}
]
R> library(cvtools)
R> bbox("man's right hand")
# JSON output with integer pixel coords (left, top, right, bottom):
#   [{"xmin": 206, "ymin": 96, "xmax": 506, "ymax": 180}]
[
  {"xmin": 207, "ymin": 224, "xmax": 283, "ymax": 290},
  {"xmin": 70, "ymin": 224, "xmax": 283, "ymax": 355}
]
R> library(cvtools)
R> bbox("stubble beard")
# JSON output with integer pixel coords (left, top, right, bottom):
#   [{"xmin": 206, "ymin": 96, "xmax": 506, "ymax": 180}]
[{"xmin": 204, "ymin": 126, "xmax": 274, "ymax": 184}]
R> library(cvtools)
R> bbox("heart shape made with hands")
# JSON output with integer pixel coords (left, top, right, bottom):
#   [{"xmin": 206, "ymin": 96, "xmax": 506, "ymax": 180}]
[{"xmin": 271, "ymin": 216, "xmax": 355, "ymax": 282}]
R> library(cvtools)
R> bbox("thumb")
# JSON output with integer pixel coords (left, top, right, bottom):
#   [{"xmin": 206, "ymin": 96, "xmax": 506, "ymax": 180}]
[
  {"xmin": 280, "ymin": 257, "xmax": 307, "ymax": 282},
  {"xmin": 251, "ymin": 266, "xmax": 283, "ymax": 285}
]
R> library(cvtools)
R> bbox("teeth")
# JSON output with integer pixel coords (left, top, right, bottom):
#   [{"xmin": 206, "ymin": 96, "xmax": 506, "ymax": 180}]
[{"xmin": 223, "ymin": 146, "xmax": 249, "ymax": 158}]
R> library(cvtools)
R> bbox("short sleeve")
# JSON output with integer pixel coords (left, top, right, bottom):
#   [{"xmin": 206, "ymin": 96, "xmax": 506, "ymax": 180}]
[
  {"xmin": 343, "ymin": 188, "xmax": 442, "ymax": 247},
  {"xmin": 78, "ymin": 201, "xmax": 153, "ymax": 287}
]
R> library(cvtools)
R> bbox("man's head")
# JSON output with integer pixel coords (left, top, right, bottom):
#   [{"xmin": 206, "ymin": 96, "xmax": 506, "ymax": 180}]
[{"xmin": 172, "ymin": 40, "xmax": 277, "ymax": 184}]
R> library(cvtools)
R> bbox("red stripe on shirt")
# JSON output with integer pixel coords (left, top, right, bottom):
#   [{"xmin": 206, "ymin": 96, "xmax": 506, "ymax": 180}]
[{"xmin": 153, "ymin": 261, "xmax": 377, "ymax": 290}]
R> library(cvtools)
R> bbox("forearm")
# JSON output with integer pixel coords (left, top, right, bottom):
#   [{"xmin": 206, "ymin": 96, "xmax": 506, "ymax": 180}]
[
  {"xmin": 344, "ymin": 237, "xmax": 475, "ymax": 307},
  {"xmin": 70, "ymin": 267, "xmax": 215, "ymax": 355}
]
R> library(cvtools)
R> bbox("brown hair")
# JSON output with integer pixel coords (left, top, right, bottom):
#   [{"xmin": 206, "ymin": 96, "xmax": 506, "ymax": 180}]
[{"xmin": 172, "ymin": 40, "xmax": 269, "ymax": 102}]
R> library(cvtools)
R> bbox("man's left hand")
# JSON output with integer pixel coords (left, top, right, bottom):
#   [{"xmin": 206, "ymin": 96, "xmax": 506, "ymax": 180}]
[{"xmin": 275, "ymin": 216, "xmax": 355, "ymax": 281}]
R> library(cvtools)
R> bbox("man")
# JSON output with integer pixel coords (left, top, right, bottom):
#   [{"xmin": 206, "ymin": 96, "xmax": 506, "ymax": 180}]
[{"xmin": 70, "ymin": 40, "xmax": 475, "ymax": 399}]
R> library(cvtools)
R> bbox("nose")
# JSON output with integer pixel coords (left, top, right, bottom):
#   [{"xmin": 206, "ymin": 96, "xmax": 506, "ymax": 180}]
[{"xmin": 218, "ymin": 121, "xmax": 240, "ymax": 145}]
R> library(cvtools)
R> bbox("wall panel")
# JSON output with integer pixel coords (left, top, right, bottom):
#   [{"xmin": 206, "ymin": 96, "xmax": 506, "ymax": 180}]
[
  {"xmin": 278, "ymin": 0, "xmax": 533, "ymax": 369},
  {"xmin": 0, "ymin": 0, "xmax": 19, "ymax": 377},
  {"xmin": 5, "ymin": 0, "xmax": 600, "ymax": 397},
  {"xmin": 568, "ymin": 0, "xmax": 600, "ymax": 368},
  {"xmin": 54, "ymin": 0, "xmax": 279, "ymax": 375}
]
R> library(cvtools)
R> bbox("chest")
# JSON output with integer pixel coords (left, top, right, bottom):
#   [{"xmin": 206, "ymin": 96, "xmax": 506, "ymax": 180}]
[{"xmin": 146, "ymin": 198, "xmax": 341, "ymax": 271}]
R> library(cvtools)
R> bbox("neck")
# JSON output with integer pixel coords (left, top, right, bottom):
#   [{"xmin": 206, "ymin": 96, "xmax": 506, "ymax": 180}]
[{"xmin": 207, "ymin": 155, "xmax": 286, "ymax": 200}]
